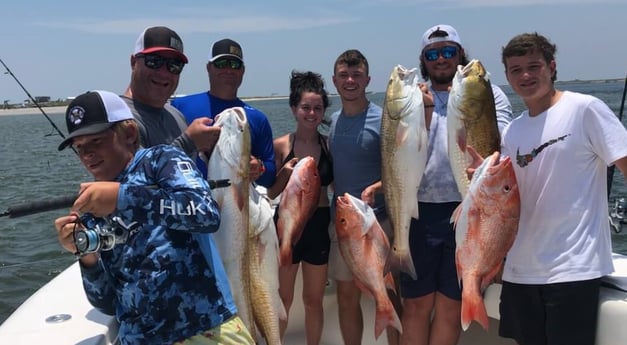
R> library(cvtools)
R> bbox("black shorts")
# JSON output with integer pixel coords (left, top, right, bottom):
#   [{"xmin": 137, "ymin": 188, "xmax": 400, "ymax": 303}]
[
  {"xmin": 399, "ymin": 202, "xmax": 461, "ymax": 300},
  {"xmin": 275, "ymin": 207, "xmax": 331, "ymax": 266},
  {"xmin": 499, "ymin": 278, "xmax": 601, "ymax": 345}
]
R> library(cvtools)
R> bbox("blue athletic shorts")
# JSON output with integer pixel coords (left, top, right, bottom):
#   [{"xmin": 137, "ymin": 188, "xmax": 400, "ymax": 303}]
[{"xmin": 399, "ymin": 202, "xmax": 461, "ymax": 300}]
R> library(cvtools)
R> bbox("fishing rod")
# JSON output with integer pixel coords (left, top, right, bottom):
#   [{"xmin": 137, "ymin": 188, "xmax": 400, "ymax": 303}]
[
  {"xmin": 0, "ymin": 194, "xmax": 76, "ymax": 218},
  {"xmin": 0, "ymin": 179, "xmax": 232, "ymax": 219},
  {"xmin": 607, "ymin": 75, "xmax": 627, "ymax": 197},
  {"xmin": 607, "ymin": 75, "xmax": 627, "ymax": 233},
  {"xmin": 0, "ymin": 57, "xmax": 69, "ymax": 142}
]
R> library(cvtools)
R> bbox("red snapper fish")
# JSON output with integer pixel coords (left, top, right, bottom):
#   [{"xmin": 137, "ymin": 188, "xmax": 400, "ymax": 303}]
[
  {"xmin": 276, "ymin": 156, "xmax": 321, "ymax": 266},
  {"xmin": 453, "ymin": 152, "xmax": 520, "ymax": 331},
  {"xmin": 335, "ymin": 193, "xmax": 402, "ymax": 339}
]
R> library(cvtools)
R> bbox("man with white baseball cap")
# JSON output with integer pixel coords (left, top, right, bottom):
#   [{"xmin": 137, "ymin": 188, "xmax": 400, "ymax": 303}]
[{"xmin": 397, "ymin": 24, "xmax": 513, "ymax": 345}]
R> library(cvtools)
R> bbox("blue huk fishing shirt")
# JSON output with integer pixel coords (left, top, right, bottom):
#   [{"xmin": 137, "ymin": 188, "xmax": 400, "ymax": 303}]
[{"xmin": 79, "ymin": 145, "xmax": 236, "ymax": 345}]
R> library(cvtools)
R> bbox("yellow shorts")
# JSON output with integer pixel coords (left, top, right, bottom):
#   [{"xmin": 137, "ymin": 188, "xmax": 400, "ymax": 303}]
[
  {"xmin": 173, "ymin": 316, "xmax": 255, "ymax": 345},
  {"xmin": 328, "ymin": 217, "xmax": 393, "ymax": 281}
]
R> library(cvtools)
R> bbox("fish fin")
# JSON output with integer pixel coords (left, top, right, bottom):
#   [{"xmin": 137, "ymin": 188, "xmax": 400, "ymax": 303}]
[
  {"xmin": 461, "ymin": 289, "xmax": 489, "ymax": 331},
  {"xmin": 450, "ymin": 204, "xmax": 462, "ymax": 226},
  {"xmin": 384, "ymin": 272, "xmax": 396, "ymax": 293},
  {"xmin": 482, "ymin": 260, "xmax": 505, "ymax": 289},
  {"xmin": 411, "ymin": 199, "xmax": 419, "ymax": 220},
  {"xmin": 276, "ymin": 297, "xmax": 288, "ymax": 322},
  {"xmin": 389, "ymin": 249, "xmax": 417, "ymax": 280},
  {"xmin": 234, "ymin": 181, "xmax": 247, "ymax": 211},
  {"xmin": 374, "ymin": 297, "xmax": 403, "ymax": 340},
  {"xmin": 396, "ymin": 121, "xmax": 410, "ymax": 146},
  {"xmin": 455, "ymin": 252, "xmax": 463, "ymax": 289},
  {"xmin": 456, "ymin": 127, "xmax": 468, "ymax": 152}
]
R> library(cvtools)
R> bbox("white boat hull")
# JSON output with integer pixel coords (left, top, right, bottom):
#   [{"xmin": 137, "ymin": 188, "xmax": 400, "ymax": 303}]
[{"xmin": 1, "ymin": 255, "xmax": 627, "ymax": 345}]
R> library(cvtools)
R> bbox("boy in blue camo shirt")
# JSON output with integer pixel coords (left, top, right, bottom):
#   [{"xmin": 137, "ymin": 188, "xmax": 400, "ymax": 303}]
[{"xmin": 53, "ymin": 90, "xmax": 254, "ymax": 345}]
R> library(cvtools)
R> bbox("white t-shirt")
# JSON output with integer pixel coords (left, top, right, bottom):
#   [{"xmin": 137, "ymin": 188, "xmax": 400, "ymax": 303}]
[{"xmin": 501, "ymin": 91, "xmax": 627, "ymax": 284}]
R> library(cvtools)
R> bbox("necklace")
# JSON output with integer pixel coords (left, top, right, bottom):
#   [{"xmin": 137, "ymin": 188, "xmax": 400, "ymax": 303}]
[{"xmin": 431, "ymin": 88, "xmax": 449, "ymax": 112}]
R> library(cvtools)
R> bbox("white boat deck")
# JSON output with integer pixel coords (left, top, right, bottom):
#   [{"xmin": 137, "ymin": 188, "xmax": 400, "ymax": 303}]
[{"xmin": 1, "ymin": 255, "xmax": 627, "ymax": 345}]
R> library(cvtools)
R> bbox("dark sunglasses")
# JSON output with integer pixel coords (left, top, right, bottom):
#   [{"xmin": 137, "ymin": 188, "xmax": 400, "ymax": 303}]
[
  {"xmin": 135, "ymin": 53, "xmax": 185, "ymax": 75},
  {"xmin": 212, "ymin": 59, "xmax": 243, "ymax": 70},
  {"xmin": 423, "ymin": 46, "xmax": 458, "ymax": 62}
]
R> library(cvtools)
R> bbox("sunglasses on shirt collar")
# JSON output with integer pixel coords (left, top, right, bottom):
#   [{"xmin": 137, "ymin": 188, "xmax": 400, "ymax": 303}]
[
  {"xmin": 423, "ymin": 46, "xmax": 459, "ymax": 62},
  {"xmin": 135, "ymin": 53, "xmax": 185, "ymax": 75},
  {"xmin": 212, "ymin": 59, "xmax": 243, "ymax": 70}
]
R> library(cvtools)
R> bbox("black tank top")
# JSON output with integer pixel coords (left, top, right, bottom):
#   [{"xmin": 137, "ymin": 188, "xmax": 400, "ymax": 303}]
[{"xmin": 282, "ymin": 133, "xmax": 333, "ymax": 186}]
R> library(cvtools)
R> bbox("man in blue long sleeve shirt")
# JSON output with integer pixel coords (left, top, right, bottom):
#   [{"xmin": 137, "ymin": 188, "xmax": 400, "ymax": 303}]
[
  {"xmin": 54, "ymin": 90, "xmax": 254, "ymax": 345},
  {"xmin": 171, "ymin": 38, "xmax": 276, "ymax": 188}
]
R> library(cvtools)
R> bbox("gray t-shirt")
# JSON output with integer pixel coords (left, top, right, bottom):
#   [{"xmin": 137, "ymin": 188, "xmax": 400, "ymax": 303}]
[
  {"xmin": 417, "ymin": 84, "xmax": 512, "ymax": 202},
  {"xmin": 121, "ymin": 96, "xmax": 195, "ymax": 156},
  {"xmin": 329, "ymin": 101, "xmax": 386, "ymax": 214}
]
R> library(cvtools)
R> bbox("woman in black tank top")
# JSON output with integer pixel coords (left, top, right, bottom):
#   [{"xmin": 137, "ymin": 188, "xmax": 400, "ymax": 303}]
[{"xmin": 266, "ymin": 71, "xmax": 333, "ymax": 343}]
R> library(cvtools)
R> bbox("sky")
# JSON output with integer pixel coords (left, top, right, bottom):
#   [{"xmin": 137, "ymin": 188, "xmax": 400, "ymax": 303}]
[{"xmin": 1, "ymin": 0, "xmax": 626, "ymax": 104}]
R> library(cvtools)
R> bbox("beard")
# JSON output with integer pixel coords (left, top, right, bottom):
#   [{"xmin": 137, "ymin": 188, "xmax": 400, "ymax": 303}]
[{"xmin": 430, "ymin": 71, "xmax": 455, "ymax": 85}]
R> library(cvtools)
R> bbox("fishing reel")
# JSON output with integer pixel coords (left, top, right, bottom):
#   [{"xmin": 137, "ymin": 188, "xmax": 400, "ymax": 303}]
[
  {"xmin": 609, "ymin": 197, "xmax": 626, "ymax": 234},
  {"xmin": 73, "ymin": 213, "xmax": 139, "ymax": 256}
]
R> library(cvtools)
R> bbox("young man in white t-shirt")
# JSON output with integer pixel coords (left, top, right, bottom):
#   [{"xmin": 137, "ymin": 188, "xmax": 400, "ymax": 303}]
[{"xmin": 498, "ymin": 32, "xmax": 627, "ymax": 345}]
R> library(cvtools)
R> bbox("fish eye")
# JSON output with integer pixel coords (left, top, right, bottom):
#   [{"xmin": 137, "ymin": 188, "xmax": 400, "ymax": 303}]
[{"xmin": 503, "ymin": 185, "xmax": 511, "ymax": 192}]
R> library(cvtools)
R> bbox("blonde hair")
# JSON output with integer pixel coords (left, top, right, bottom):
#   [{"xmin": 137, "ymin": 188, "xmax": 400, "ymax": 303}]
[{"xmin": 113, "ymin": 119, "xmax": 140, "ymax": 151}]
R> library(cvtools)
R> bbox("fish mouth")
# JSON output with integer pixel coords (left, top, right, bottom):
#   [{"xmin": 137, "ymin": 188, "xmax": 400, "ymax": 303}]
[
  {"xmin": 337, "ymin": 194, "xmax": 350, "ymax": 206},
  {"xmin": 337, "ymin": 193, "xmax": 365, "ymax": 212},
  {"xmin": 460, "ymin": 59, "xmax": 488, "ymax": 80},
  {"xmin": 487, "ymin": 152, "xmax": 512, "ymax": 173},
  {"xmin": 232, "ymin": 107, "xmax": 247, "ymax": 123}
]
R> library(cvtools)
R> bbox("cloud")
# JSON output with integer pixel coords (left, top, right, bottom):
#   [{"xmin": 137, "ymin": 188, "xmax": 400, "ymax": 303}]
[{"xmin": 34, "ymin": 7, "xmax": 356, "ymax": 35}]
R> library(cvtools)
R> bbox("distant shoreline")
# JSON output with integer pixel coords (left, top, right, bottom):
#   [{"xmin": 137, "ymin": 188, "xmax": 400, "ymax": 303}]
[
  {"xmin": 0, "ymin": 97, "xmax": 294, "ymax": 117},
  {"xmin": 1, "ymin": 77, "xmax": 622, "ymax": 117},
  {"xmin": 0, "ymin": 106, "xmax": 66, "ymax": 117}
]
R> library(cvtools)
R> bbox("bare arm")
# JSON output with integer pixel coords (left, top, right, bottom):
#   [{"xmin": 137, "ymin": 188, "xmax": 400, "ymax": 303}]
[{"xmin": 614, "ymin": 156, "xmax": 627, "ymax": 182}]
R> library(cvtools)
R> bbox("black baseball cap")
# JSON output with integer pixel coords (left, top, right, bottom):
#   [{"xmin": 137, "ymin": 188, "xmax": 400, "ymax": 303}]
[
  {"xmin": 133, "ymin": 26, "xmax": 188, "ymax": 63},
  {"xmin": 58, "ymin": 90, "xmax": 134, "ymax": 151},
  {"xmin": 209, "ymin": 38, "xmax": 243, "ymax": 63}
]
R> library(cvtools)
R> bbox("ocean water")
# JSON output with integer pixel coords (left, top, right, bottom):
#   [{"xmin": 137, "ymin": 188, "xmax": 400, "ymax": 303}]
[{"xmin": 0, "ymin": 79, "xmax": 625, "ymax": 324}]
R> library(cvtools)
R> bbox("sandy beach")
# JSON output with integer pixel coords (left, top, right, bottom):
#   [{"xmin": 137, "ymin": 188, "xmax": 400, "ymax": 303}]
[
  {"xmin": 0, "ymin": 97, "xmax": 292, "ymax": 117},
  {"xmin": 0, "ymin": 106, "xmax": 66, "ymax": 117}
]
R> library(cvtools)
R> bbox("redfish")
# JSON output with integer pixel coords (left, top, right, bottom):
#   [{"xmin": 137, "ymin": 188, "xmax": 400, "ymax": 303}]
[
  {"xmin": 248, "ymin": 185, "xmax": 286, "ymax": 344},
  {"xmin": 453, "ymin": 152, "xmax": 520, "ymax": 331},
  {"xmin": 381, "ymin": 64, "xmax": 428, "ymax": 280},
  {"xmin": 335, "ymin": 193, "xmax": 403, "ymax": 339},
  {"xmin": 448, "ymin": 59, "xmax": 501, "ymax": 198},
  {"xmin": 205, "ymin": 107, "xmax": 254, "ymax": 333}
]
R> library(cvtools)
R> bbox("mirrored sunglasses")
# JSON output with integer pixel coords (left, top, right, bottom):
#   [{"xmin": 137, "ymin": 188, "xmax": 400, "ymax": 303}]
[
  {"xmin": 136, "ymin": 53, "xmax": 185, "ymax": 75},
  {"xmin": 423, "ymin": 46, "xmax": 458, "ymax": 62},
  {"xmin": 212, "ymin": 59, "xmax": 243, "ymax": 70}
]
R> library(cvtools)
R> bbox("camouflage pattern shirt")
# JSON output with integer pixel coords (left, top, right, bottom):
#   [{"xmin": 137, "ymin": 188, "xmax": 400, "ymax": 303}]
[{"xmin": 79, "ymin": 145, "xmax": 236, "ymax": 345}]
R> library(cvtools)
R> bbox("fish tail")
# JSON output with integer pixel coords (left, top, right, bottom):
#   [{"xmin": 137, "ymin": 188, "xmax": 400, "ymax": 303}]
[
  {"xmin": 374, "ymin": 298, "xmax": 403, "ymax": 339},
  {"xmin": 390, "ymin": 249, "xmax": 417, "ymax": 280},
  {"xmin": 461, "ymin": 290, "xmax": 489, "ymax": 331}
]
